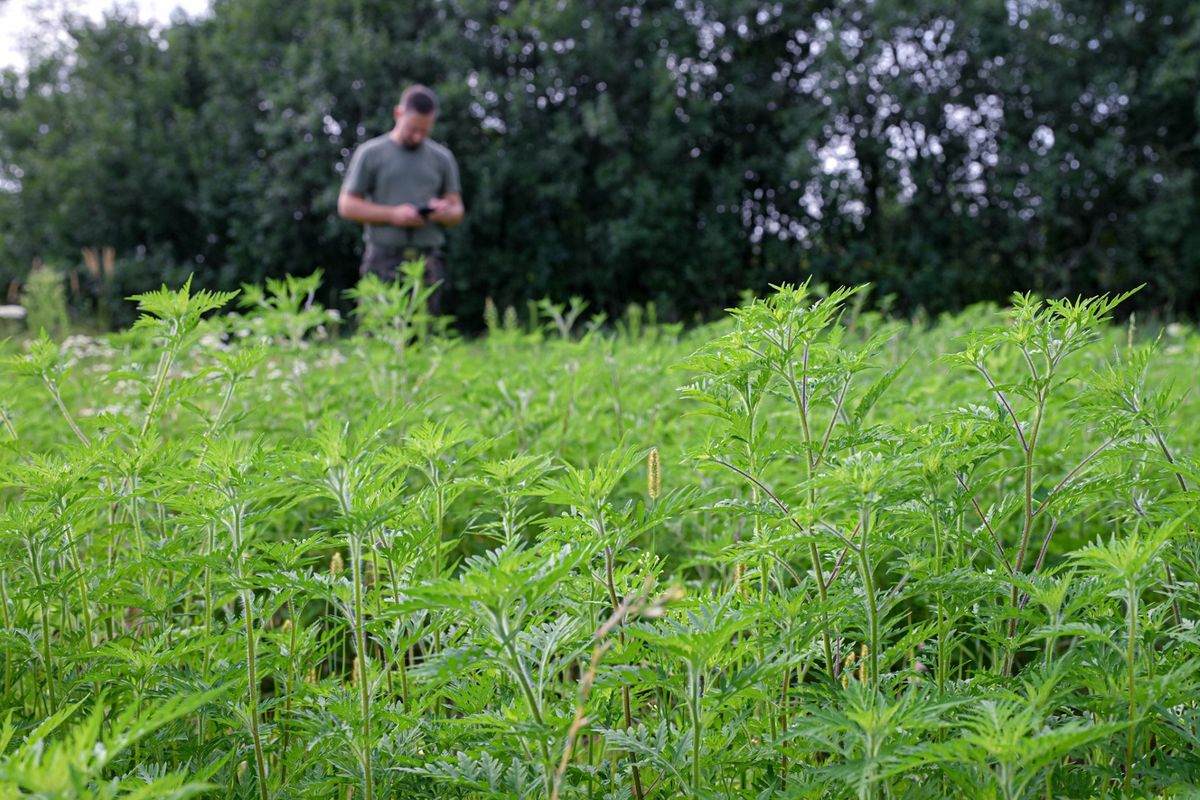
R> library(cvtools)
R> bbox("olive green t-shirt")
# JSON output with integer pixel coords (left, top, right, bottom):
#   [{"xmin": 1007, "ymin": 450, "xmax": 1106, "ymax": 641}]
[{"xmin": 341, "ymin": 134, "xmax": 462, "ymax": 249}]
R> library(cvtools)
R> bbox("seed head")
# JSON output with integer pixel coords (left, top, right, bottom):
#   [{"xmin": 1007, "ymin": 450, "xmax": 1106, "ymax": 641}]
[
  {"xmin": 330, "ymin": 551, "xmax": 344, "ymax": 576},
  {"xmin": 484, "ymin": 297, "xmax": 500, "ymax": 331},
  {"xmin": 647, "ymin": 447, "xmax": 661, "ymax": 500},
  {"xmin": 841, "ymin": 648, "xmax": 857, "ymax": 689}
]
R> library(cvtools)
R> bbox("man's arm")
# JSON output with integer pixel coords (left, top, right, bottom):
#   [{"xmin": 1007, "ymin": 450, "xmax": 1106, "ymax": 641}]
[
  {"xmin": 427, "ymin": 192, "xmax": 465, "ymax": 227},
  {"xmin": 337, "ymin": 192, "xmax": 424, "ymax": 227}
]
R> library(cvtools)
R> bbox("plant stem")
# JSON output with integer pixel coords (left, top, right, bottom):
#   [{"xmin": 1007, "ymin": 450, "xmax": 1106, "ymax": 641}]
[
  {"xmin": 202, "ymin": 522, "xmax": 216, "ymax": 682},
  {"xmin": 0, "ymin": 571, "xmax": 11, "ymax": 698},
  {"xmin": 370, "ymin": 547, "xmax": 393, "ymax": 699},
  {"xmin": 0, "ymin": 405, "xmax": 18, "ymax": 441},
  {"xmin": 495, "ymin": 610, "xmax": 554, "ymax": 797},
  {"xmin": 27, "ymin": 539, "xmax": 56, "ymax": 712},
  {"xmin": 385, "ymin": 556, "xmax": 410, "ymax": 710},
  {"xmin": 349, "ymin": 533, "xmax": 375, "ymax": 800},
  {"xmin": 977, "ymin": 365, "xmax": 1027, "ymax": 452},
  {"xmin": 1125, "ymin": 578, "xmax": 1138, "ymax": 796},
  {"xmin": 45, "ymin": 378, "xmax": 90, "ymax": 447},
  {"xmin": 929, "ymin": 493, "xmax": 946, "ymax": 696},
  {"xmin": 856, "ymin": 506, "xmax": 879, "ymax": 688},
  {"xmin": 430, "ymin": 473, "xmax": 445, "ymax": 643},
  {"xmin": 231, "ymin": 506, "xmax": 269, "ymax": 800},
  {"xmin": 128, "ymin": 471, "xmax": 151, "ymax": 601},
  {"xmin": 1031, "ymin": 437, "xmax": 1116, "ymax": 520},
  {"xmin": 242, "ymin": 585, "xmax": 269, "ymax": 800},
  {"xmin": 1006, "ymin": 393, "xmax": 1045, "ymax": 675},
  {"xmin": 1146, "ymin": 423, "xmax": 1190, "ymax": 626},
  {"xmin": 785, "ymin": 358, "xmax": 836, "ymax": 674},
  {"xmin": 601, "ymin": 524, "xmax": 644, "ymax": 800},
  {"xmin": 61, "ymin": 522, "xmax": 95, "ymax": 648},
  {"xmin": 141, "ymin": 347, "xmax": 176, "ymax": 438},
  {"xmin": 954, "ymin": 472, "xmax": 1014, "ymax": 574},
  {"xmin": 1014, "ymin": 396, "xmax": 1046, "ymax": 576},
  {"xmin": 779, "ymin": 666, "xmax": 791, "ymax": 786},
  {"xmin": 688, "ymin": 662, "xmax": 703, "ymax": 796},
  {"xmin": 281, "ymin": 597, "xmax": 298, "ymax": 783}
]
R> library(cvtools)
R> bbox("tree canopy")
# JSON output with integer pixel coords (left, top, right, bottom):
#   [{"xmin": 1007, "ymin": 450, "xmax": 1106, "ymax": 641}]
[{"xmin": 1, "ymin": 0, "xmax": 1197, "ymax": 325}]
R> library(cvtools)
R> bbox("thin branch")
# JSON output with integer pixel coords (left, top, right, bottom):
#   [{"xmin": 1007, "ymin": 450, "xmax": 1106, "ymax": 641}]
[
  {"xmin": 1030, "ymin": 517, "xmax": 1059, "ymax": 576},
  {"xmin": 45, "ymin": 380, "xmax": 91, "ymax": 448},
  {"xmin": 0, "ymin": 406, "xmax": 17, "ymax": 442},
  {"xmin": 709, "ymin": 457, "xmax": 859, "ymax": 551},
  {"xmin": 801, "ymin": 343, "xmax": 810, "ymax": 416},
  {"xmin": 1019, "ymin": 518, "xmax": 1060, "ymax": 611},
  {"xmin": 642, "ymin": 772, "xmax": 667, "ymax": 799},
  {"xmin": 1149, "ymin": 425, "xmax": 1189, "ymax": 494},
  {"xmin": 813, "ymin": 376, "xmax": 852, "ymax": 470},
  {"xmin": 769, "ymin": 552, "xmax": 806, "ymax": 589},
  {"xmin": 976, "ymin": 364, "xmax": 1028, "ymax": 453},
  {"xmin": 883, "ymin": 572, "xmax": 913, "ymax": 607},
  {"xmin": 743, "ymin": 343, "xmax": 770, "ymax": 362},
  {"xmin": 1032, "ymin": 436, "xmax": 1117, "ymax": 519},
  {"xmin": 1146, "ymin": 423, "xmax": 1191, "ymax": 627},
  {"xmin": 823, "ymin": 519, "xmax": 864, "ymax": 591},
  {"xmin": 954, "ymin": 472, "xmax": 1015, "ymax": 576},
  {"xmin": 1019, "ymin": 343, "xmax": 1041, "ymax": 383}
]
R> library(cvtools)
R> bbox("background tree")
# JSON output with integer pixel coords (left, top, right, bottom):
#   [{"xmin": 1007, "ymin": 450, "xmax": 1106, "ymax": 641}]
[{"xmin": 0, "ymin": 0, "xmax": 1196, "ymax": 326}]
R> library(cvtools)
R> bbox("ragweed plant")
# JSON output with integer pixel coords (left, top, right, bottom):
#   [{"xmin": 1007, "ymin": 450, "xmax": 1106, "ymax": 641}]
[
  {"xmin": 125, "ymin": 277, "xmax": 239, "ymax": 438},
  {"xmin": 683, "ymin": 283, "xmax": 904, "ymax": 681},
  {"xmin": 0, "ymin": 276, "xmax": 1197, "ymax": 799},
  {"xmin": 409, "ymin": 541, "xmax": 597, "ymax": 796},
  {"xmin": 345, "ymin": 261, "xmax": 443, "ymax": 358},
  {"xmin": 237, "ymin": 269, "xmax": 339, "ymax": 348},
  {"xmin": 1072, "ymin": 521, "xmax": 1186, "ymax": 795},
  {"xmin": 0, "ymin": 691, "xmax": 223, "ymax": 798},
  {"xmin": 946, "ymin": 291, "xmax": 1138, "ymax": 672},
  {"xmin": 290, "ymin": 413, "xmax": 413, "ymax": 800},
  {"xmin": 2, "ymin": 331, "xmax": 93, "ymax": 446}
]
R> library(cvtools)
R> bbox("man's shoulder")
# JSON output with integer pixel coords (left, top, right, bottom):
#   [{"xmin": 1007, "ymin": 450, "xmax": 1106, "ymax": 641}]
[
  {"xmin": 425, "ymin": 139, "xmax": 458, "ymax": 164},
  {"xmin": 353, "ymin": 134, "xmax": 395, "ymax": 159}
]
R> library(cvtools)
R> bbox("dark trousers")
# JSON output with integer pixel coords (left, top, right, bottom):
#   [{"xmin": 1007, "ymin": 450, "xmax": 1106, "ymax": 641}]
[{"xmin": 359, "ymin": 243, "xmax": 447, "ymax": 316}]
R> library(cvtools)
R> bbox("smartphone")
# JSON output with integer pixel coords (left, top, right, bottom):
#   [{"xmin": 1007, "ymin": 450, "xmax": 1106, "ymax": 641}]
[{"xmin": 417, "ymin": 205, "xmax": 435, "ymax": 217}]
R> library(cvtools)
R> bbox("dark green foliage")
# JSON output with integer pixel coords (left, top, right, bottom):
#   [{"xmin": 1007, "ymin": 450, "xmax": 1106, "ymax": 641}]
[{"xmin": 1, "ymin": 2, "xmax": 1198, "ymax": 326}]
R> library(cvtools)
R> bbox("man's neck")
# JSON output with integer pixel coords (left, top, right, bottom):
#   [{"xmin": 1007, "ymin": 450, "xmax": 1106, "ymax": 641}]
[{"xmin": 389, "ymin": 129, "xmax": 425, "ymax": 151}]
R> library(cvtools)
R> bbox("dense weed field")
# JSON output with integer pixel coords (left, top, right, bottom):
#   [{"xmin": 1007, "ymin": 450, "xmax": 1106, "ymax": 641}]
[{"xmin": 1, "ymin": 271, "xmax": 1199, "ymax": 799}]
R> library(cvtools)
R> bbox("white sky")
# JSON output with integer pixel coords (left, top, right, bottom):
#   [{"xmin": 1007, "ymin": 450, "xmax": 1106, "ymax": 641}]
[{"xmin": 0, "ymin": 0, "xmax": 210, "ymax": 71}]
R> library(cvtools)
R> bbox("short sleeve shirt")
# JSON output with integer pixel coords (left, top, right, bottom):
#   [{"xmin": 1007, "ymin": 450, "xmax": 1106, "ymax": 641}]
[{"xmin": 341, "ymin": 135, "xmax": 462, "ymax": 249}]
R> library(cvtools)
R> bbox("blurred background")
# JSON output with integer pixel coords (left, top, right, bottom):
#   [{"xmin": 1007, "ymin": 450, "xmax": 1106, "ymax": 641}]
[{"xmin": 0, "ymin": 0, "xmax": 1196, "ymax": 330}]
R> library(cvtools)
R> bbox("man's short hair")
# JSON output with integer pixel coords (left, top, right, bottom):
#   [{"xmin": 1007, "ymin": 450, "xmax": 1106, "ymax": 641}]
[{"xmin": 401, "ymin": 85, "xmax": 438, "ymax": 115}]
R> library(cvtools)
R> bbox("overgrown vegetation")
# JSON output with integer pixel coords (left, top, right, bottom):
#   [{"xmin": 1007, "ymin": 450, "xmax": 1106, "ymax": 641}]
[{"xmin": 1, "ymin": 272, "xmax": 1198, "ymax": 798}]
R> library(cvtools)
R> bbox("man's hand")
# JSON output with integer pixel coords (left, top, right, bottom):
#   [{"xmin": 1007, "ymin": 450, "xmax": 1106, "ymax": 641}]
[
  {"xmin": 338, "ymin": 192, "xmax": 425, "ymax": 228},
  {"xmin": 390, "ymin": 203, "xmax": 425, "ymax": 227},
  {"xmin": 426, "ymin": 194, "xmax": 465, "ymax": 226}
]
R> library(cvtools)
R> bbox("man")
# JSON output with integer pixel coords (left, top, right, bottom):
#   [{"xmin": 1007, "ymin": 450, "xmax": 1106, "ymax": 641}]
[{"xmin": 338, "ymin": 84, "xmax": 464, "ymax": 315}]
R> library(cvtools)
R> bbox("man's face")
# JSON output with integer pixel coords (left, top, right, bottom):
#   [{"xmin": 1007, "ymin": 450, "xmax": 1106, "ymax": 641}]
[{"xmin": 395, "ymin": 108, "xmax": 436, "ymax": 149}]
